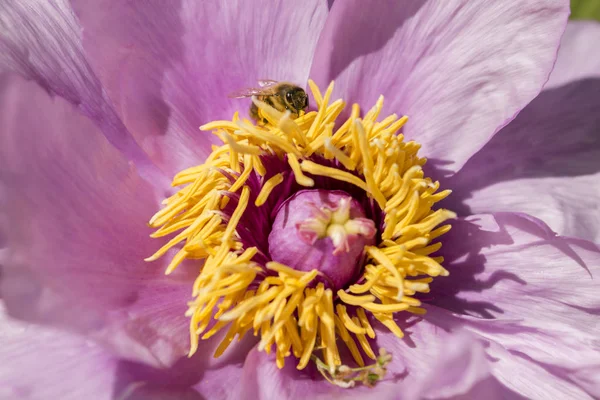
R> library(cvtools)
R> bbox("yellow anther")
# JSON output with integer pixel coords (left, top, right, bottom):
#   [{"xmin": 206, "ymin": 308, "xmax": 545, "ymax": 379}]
[
  {"xmin": 288, "ymin": 153, "xmax": 315, "ymax": 187},
  {"xmin": 337, "ymin": 291, "xmax": 376, "ymax": 306},
  {"xmin": 301, "ymin": 160, "xmax": 369, "ymax": 192},
  {"xmin": 255, "ymin": 173, "xmax": 285, "ymax": 206}
]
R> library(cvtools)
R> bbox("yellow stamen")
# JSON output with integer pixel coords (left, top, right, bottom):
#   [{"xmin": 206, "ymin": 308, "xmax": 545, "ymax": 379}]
[
  {"xmin": 356, "ymin": 308, "xmax": 375, "ymax": 339},
  {"xmin": 221, "ymin": 131, "xmax": 263, "ymax": 156},
  {"xmin": 336, "ymin": 291, "xmax": 376, "ymax": 306},
  {"xmin": 373, "ymin": 313, "xmax": 404, "ymax": 338},
  {"xmin": 336, "ymin": 304, "xmax": 367, "ymax": 335},
  {"xmin": 288, "ymin": 153, "xmax": 315, "ymax": 187},
  {"xmin": 334, "ymin": 315, "xmax": 365, "ymax": 366},
  {"xmin": 301, "ymin": 160, "xmax": 369, "ymax": 192},
  {"xmin": 324, "ymin": 138, "xmax": 356, "ymax": 170},
  {"xmin": 308, "ymin": 79, "xmax": 323, "ymax": 109},
  {"xmin": 255, "ymin": 173, "xmax": 285, "ymax": 206},
  {"xmin": 354, "ymin": 120, "xmax": 386, "ymax": 208},
  {"xmin": 221, "ymin": 186, "xmax": 250, "ymax": 244}
]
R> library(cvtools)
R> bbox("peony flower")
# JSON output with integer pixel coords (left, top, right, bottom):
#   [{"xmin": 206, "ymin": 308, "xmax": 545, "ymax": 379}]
[{"xmin": 1, "ymin": 1, "xmax": 599, "ymax": 399}]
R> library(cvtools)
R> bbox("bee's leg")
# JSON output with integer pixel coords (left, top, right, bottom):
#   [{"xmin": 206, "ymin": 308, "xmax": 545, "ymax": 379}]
[
  {"xmin": 263, "ymin": 97, "xmax": 274, "ymax": 124},
  {"xmin": 250, "ymin": 102, "xmax": 259, "ymax": 122}
]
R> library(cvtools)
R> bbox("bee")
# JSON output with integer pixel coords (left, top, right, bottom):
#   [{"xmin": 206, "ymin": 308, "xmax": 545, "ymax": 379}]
[{"xmin": 229, "ymin": 80, "xmax": 309, "ymax": 124}]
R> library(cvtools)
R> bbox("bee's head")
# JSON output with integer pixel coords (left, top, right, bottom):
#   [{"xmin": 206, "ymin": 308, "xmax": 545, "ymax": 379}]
[{"xmin": 285, "ymin": 88, "xmax": 309, "ymax": 114}]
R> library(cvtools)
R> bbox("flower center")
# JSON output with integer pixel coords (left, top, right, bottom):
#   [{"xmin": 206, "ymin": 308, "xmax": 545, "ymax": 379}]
[
  {"xmin": 269, "ymin": 190, "xmax": 376, "ymax": 291},
  {"xmin": 146, "ymin": 80, "xmax": 455, "ymax": 388}
]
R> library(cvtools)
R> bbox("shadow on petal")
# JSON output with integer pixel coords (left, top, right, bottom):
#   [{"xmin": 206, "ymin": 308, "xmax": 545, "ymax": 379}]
[
  {"xmin": 430, "ymin": 78, "xmax": 600, "ymax": 217},
  {"xmin": 323, "ymin": 1, "xmax": 424, "ymax": 81},
  {"xmin": 424, "ymin": 216, "xmax": 520, "ymax": 319},
  {"xmin": 112, "ymin": 332, "xmax": 258, "ymax": 400},
  {"xmin": 427, "ymin": 213, "xmax": 598, "ymax": 319}
]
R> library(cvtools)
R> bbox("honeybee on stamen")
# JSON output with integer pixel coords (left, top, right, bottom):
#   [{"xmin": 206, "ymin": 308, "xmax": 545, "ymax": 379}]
[{"xmin": 229, "ymin": 80, "xmax": 309, "ymax": 124}]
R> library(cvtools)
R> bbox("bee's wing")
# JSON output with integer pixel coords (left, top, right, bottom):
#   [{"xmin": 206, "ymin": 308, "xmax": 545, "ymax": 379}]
[
  {"xmin": 228, "ymin": 87, "xmax": 267, "ymax": 98},
  {"xmin": 258, "ymin": 79, "xmax": 278, "ymax": 88},
  {"xmin": 228, "ymin": 85, "xmax": 277, "ymax": 98}
]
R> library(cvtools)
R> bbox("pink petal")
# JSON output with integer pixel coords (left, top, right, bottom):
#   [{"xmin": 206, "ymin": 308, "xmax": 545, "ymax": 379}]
[
  {"xmin": 444, "ymin": 21, "xmax": 600, "ymax": 241},
  {"xmin": 192, "ymin": 363, "xmax": 248, "ymax": 400},
  {"xmin": 115, "ymin": 334, "xmax": 256, "ymax": 400},
  {"xmin": 482, "ymin": 333, "xmax": 598, "ymax": 400},
  {"xmin": 0, "ymin": 304, "xmax": 222, "ymax": 399},
  {"xmin": 0, "ymin": 1, "xmax": 163, "ymax": 183},
  {"xmin": 0, "ymin": 304, "xmax": 117, "ymax": 400},
  {"xmin": 373, "ymin": 313, "xmax": 495, "ymax": 400},
  {"xmin": 70, "ymin": 0, "xmax": 329, "ymax": 177},
  {"xmin": 432, "ymin": 213, "xmax": 600, "ymax": 398},
  {"xmin": 310, "ymin": 0, "xmax": 569, "ymax": 176},
  {"xmin": 0, "ymin": 74, "xmax": 202, "ymax": 368},
  {"xmin": 546, "ymin": 21, "xmax": 600, "ymax": 89}
]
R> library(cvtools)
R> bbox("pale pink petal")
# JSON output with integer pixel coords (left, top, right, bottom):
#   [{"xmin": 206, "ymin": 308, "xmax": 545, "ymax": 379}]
[
  {"xmin": 444, "ymin": 22, "xmax": 600, "ymax": 241},
  {"xmin": 310, "ymin": 0, "xmax": 569, "ymax": 176},
  {"xmin": 0, "ymin": 304, "xmax": 117, "ymax": 400},
  {"xmin": 70, "ymin": 0, "xmax": 329, "ymax": 177},
  {"xmin": 191, "ymin": 364, "xmax": 247, "ymax": 400},
  {"xmin": 373, "ymin": 313, "xmax": 494, "ymax": 400},
  {"xmin": 0, "ymin": 0, "xmax": 163, "ymax": 182},
  {"xmin": 0, "ymin": 304, "xmax": 219, "ymax": 399},
  {"xmin": 482, "ymin": 331, "xmax": 598, "ymax": 400},
  {"xmin": 432, "ymin": 213, "xmax": 600, "ymax": 399},
  {"xmin": 115, "ymin": 334, "xmax": 256, "ymax": 400},
  {"xmin": 546, "ymin": 21, "xmax": 600, "ymax": 88},
  {"xmin": 0, "ymin": 73, "xmax": 201, "ymax": 368}
]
